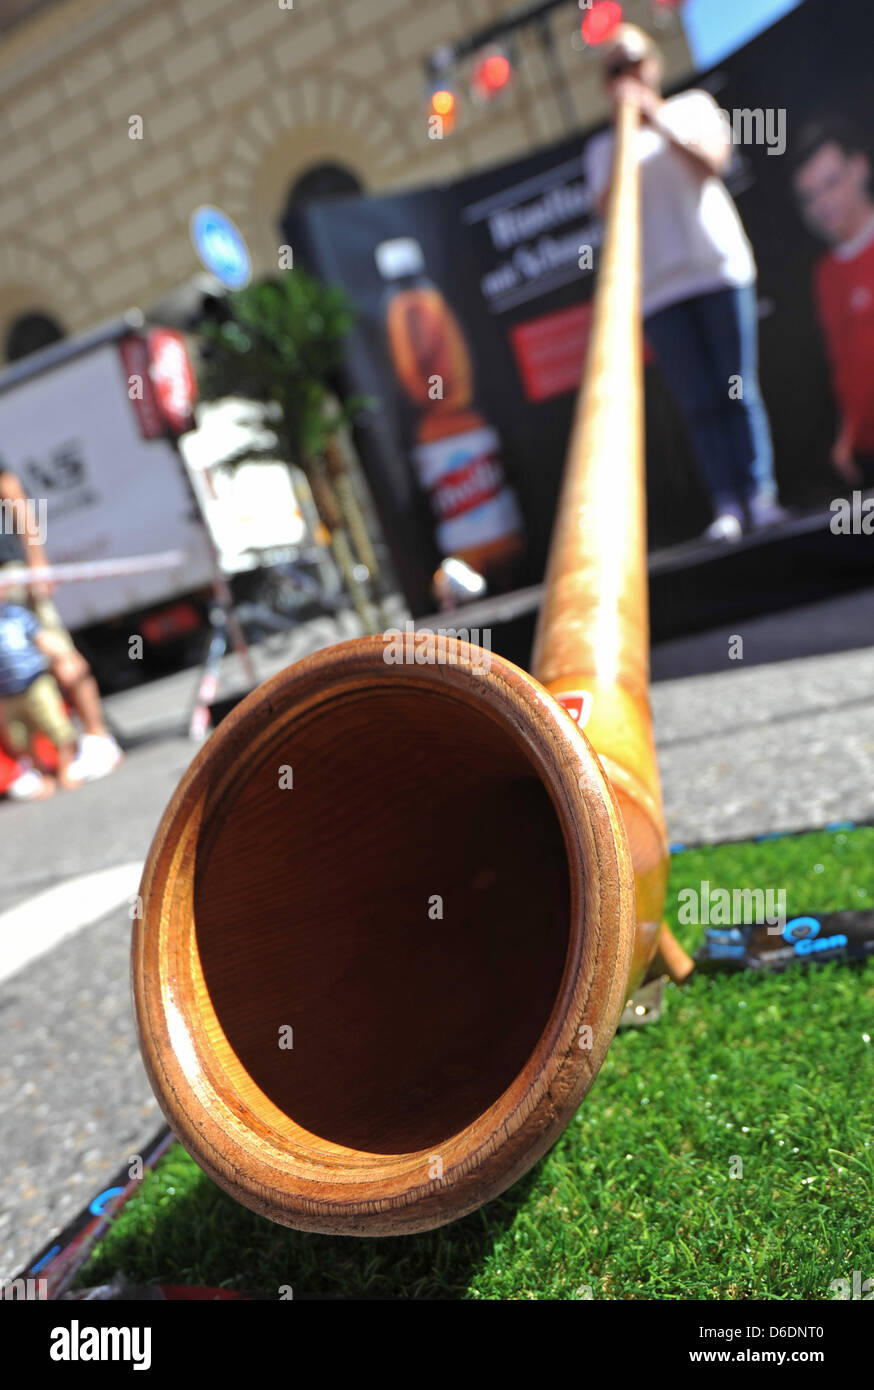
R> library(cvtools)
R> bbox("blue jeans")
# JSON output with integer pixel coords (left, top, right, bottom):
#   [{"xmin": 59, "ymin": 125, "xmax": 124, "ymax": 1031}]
[{"xmin": 644, "ymin": 285, "xmax": 778, "ymax": 515}]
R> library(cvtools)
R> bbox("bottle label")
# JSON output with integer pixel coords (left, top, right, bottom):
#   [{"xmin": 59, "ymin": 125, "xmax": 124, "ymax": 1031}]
[{"xmin": 413, "ymin": 425, "xmax": 522, "ymax": 554}]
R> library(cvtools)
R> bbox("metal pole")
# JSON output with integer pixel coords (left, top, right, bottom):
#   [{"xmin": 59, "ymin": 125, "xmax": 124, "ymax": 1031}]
[{"xmin": 537, "ymin": 13, "xmax": 579, "ymax": 135}]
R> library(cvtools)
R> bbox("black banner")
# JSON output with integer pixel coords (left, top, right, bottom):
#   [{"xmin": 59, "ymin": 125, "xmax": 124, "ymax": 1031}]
[{"xmin": 288, "ymin": 0, "xmax": 872, "ymax": 614}]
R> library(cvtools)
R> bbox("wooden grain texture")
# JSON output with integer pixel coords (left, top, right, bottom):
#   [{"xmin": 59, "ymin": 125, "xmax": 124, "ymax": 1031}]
[{"xmin": 133, "ymin": 637, "xmax": 636, "ymax": 1234}]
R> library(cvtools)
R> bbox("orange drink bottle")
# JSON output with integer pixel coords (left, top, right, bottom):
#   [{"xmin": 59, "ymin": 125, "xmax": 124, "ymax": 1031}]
[{"xmin": 376, "ymin": 238, "xmax": 524, "ymax": 577}]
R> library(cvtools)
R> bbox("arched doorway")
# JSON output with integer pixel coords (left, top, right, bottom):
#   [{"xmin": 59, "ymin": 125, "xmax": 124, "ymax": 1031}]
[
  {"xmin": 5, "ymin": 311, "xmax": 65, "ymax": 363},
  {"xmin": 279, "ymin": 161, "xmax": 363, "ymax": 248},
  {"xmin": 287, "ymin": 161, "xmax": 363, "ymax": 208}
]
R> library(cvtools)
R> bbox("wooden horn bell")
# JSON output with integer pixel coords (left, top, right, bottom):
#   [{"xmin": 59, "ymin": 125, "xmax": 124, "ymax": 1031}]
[{"xmin": 132, "ymin": 98, "xmax": 690, "ymax": 1236}]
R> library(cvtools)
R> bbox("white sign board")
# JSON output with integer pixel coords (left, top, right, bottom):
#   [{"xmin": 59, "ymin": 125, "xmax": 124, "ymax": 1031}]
[{"xmin": 178, "ymin": 397, "xmax": 306, "ymax": 569}]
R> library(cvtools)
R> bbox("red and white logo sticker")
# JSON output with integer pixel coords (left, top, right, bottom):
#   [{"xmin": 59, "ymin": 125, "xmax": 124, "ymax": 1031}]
[
  {"xmin": 555, "ymin": 690, "xmax": 593, "ymax": 729},
  {"xmin": 147, "ymin": 328, "xmax": 198, "ymax": 435},
  {"xmin": 119, "ymin": 335, "xmax": 164, "ymax": 439}
]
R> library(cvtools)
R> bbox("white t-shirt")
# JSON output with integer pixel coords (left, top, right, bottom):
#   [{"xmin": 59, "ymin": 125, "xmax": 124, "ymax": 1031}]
[{"xmin": 583, "ymin": 90, "xmax": 756, "ymax": 318}]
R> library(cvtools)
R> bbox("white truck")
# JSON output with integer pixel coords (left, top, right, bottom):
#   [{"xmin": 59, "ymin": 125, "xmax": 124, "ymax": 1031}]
[{"xmin": 0, "ymin": 313, "xmax": 310, "ymax": 686}]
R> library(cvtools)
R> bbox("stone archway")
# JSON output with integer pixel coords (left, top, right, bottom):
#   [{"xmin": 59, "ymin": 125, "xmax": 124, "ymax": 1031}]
[
  {"xmin": 216, "ymin": 68, "xmax": 418, "ymax": 274},
  {"xmin": 0, "ymin": 241, "xmax": 93, "ymax": 354}
]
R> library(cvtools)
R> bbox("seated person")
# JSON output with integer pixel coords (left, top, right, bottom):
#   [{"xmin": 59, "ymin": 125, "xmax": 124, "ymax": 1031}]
[
  {"xmin": 0, "ymin": 603, "xmax": 99, "ymax": 793},
  {"xmin": 0, "ymin": 465, "xmax": 122, "ymax": 779}
]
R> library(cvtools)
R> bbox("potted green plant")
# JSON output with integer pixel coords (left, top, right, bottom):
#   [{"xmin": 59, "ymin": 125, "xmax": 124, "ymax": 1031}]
[{"xmin": 196, "ymin": 270, "xmax": 383, "ymax": 630}]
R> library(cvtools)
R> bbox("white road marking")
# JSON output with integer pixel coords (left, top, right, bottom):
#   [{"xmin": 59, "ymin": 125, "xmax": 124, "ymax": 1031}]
[{"xmin": 0, "ymin": 862, "xmax": 144, "ymax": 986}]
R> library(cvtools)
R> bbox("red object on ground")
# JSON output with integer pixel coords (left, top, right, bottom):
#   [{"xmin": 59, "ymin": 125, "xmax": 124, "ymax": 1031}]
[
  {"xmin": 0, "ymin": 734, "xmax": 58, "ymax": 794},
  {"xmin": 157, "ymin": 1286, "xmax": 260, "ymax": 1300},
  {"xmin": 0, "ymin": 744, "xmax": 21, "ymax": 792}
]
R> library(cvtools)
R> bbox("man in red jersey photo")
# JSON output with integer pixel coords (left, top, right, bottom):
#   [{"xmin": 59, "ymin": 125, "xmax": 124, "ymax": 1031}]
[{"xmin": 793, "ymin": 120, "xmax": 874, "ymax": 487}]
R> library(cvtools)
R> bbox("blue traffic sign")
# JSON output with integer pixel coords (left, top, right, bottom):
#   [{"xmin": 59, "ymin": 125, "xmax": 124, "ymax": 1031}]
[{"xmin": 189, "ymin": 205, "xmax": 252, "ymax": 290}]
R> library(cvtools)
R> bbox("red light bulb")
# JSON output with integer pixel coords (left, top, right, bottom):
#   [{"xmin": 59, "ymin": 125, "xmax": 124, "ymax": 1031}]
[
  {"xmin": 473, "ymin": 49, "xmax": 513, "ymax": 100},
  {"xmin": 581, "ymin": 1, "xmax": 624, "ymax": 46}
]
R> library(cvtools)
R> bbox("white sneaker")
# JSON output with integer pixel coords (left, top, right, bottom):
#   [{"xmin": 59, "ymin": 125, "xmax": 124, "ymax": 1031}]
[
  {"xmin": 6, "ymin": 762, "xmax": 50, "ymax": 800},
  {"xmin": 70, "ymin": 734, "xmax": 124, "ymax": 783},
  {"xmin": 703, "ymin": 513, "xmax": 743, "ymax": 543}
]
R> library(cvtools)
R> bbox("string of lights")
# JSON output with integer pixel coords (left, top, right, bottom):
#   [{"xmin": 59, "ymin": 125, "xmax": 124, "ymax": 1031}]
[{"xmin": 424, "ymin": 0, "xmax": 686, "ymax": 135}]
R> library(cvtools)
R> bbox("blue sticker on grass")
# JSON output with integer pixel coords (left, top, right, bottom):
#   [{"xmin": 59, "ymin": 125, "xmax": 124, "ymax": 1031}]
[
  {"xmin": 29, "ymin": 1245, "xmax": 60, "ymax": 1274},
  {"xmin": 89, "ymin": 1186, "xmax": 125, "ymax": 1217},
  {"xmin": 782, "ymin": 916, "xmax": 820, "ymax": 945}
]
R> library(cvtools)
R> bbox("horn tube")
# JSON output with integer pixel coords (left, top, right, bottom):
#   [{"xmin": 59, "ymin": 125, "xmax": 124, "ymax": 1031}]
[
  {"xmin": 531, "ymin": 95, "xmax": 671, "ymax": 990},
  {"xmin": 133, "ymin": 98, "xmax": 686, "ymax": 1235}
]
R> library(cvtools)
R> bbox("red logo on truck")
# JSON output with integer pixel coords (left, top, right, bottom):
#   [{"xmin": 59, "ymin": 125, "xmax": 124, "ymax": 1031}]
[
  {"xmin": 119, "ymin": 335, "xmax": 164, "ymax": 439},
  {"xmin": 147, "ymin": 329, "xmax": 198, "ymax": 436}
]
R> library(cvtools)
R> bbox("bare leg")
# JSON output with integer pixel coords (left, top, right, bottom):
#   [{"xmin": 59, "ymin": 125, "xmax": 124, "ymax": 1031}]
[
  {"xmin": 51, "ymin": 651, "xmax": 108, "ymax": 738},
  {"xmin": 55, "ymin": 742, "xmax": 84, "ymax": 790}
]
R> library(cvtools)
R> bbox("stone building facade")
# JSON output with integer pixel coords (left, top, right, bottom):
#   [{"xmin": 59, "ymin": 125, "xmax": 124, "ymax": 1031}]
[{"xmin": 0, "ymin": 0, "xmax": 692, "ymax": 357}]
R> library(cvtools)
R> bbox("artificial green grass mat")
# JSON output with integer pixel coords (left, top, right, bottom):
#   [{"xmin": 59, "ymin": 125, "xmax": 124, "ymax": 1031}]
[{"xmin": 77, "ymin": 825, "xmax": 874, "ymax": 1298}]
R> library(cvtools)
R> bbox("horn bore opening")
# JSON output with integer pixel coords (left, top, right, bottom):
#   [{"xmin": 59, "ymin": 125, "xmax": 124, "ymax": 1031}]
[{"xmin": 192, "ymin": 683, "xmax": 572, "ymax": 1155}]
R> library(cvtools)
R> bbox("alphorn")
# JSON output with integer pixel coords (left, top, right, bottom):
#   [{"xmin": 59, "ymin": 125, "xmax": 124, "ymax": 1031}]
[{"xmin": 132, "ymin": 97, "xmax": 691, "ymax": 1237}]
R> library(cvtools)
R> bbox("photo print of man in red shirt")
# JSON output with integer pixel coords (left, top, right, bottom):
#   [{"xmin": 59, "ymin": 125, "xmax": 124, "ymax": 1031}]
[{"xmin": 792, "ymin": 120, "xmax": 874, "ymax": 487}]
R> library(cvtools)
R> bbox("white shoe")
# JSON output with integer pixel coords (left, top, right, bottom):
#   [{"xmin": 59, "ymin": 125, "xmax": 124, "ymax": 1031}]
[
  {"xmin": 6, "ymin": 762, "xmax": 51, "ymax": 800},
  {"xmin": 703, "ymin": 513, "xmax": 743, "ymax": 543},
  {"xmin": 70, "ymin": 734, "xmax": 124, "ymax": 783}
]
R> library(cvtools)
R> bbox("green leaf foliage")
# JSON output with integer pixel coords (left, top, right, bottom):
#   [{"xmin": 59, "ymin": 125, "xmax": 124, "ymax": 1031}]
[{"xmin": 197, "ymin": 270, "xmax": 371, "ymax": 466}]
